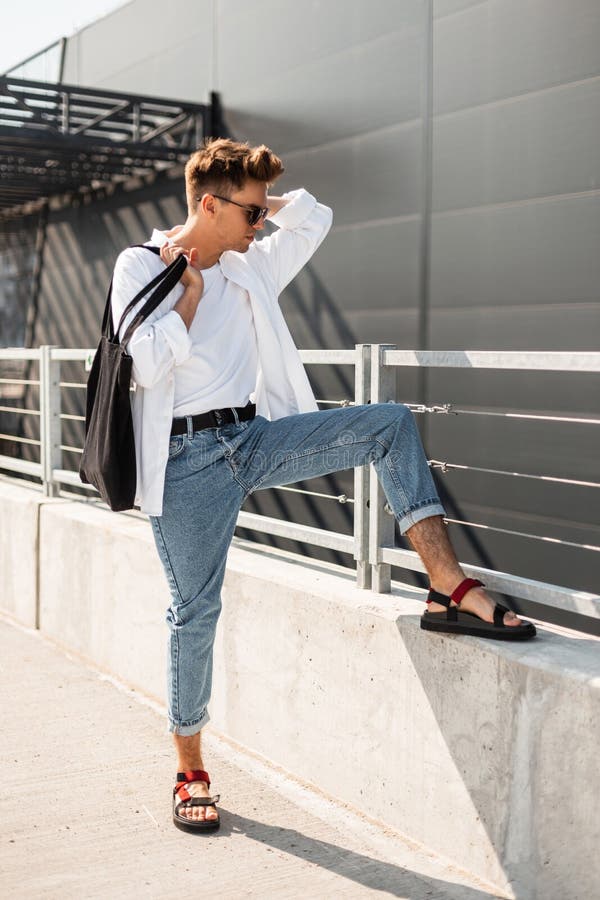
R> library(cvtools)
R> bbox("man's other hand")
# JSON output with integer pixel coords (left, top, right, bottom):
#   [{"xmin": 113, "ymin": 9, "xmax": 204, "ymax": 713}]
[{"xmin": 160, "ymin": 243, "xmax": 204, "ymax": 294}]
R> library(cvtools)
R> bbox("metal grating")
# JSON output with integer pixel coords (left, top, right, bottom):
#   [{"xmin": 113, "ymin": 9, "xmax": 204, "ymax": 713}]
[{"xmin": 0, "ymin": 76, "xmax": 220, "ymax": 217}]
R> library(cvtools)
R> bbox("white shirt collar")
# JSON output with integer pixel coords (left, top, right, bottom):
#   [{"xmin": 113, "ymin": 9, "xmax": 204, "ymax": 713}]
[{"xmin": 149, "ymin": 228, "xmax": 169, "ymax": 246}]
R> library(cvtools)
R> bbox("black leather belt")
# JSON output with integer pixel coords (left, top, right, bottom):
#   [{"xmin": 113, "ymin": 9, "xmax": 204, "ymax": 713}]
[{"xmin": 170, "ymin": 402, "xmax": 256, "ymax": 436}]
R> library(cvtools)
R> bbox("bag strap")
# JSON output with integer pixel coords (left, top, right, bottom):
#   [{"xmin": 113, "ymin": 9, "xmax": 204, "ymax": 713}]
[
  {"xmin": 100, "ymin": 246, "xmax": 162, "ymax": 340},
  {"xmin": 101, "ymin": 245, "xmax": 187, "ymax": 346},
  {"xmin": 119, "ymin": 247, "xmax": 187, "ymax": 347},
  {"xmin": 115, "ymin": 245, "xmax": 168, "ymax": 334}
]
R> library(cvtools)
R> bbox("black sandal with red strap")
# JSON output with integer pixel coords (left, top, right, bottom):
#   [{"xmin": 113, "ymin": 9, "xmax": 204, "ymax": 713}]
[
  {"xmin": 420, "ymin": 577, "xmax": 536, "ymax": 640},
  {"xmin": 173, "ymin": 769, "xmax": 221, "ymax": 833}
]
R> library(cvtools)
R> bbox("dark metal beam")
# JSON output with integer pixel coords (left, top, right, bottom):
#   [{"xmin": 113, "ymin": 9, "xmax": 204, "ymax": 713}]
[{"xmin": 0, "ymin": 76, "xmax": 221, "ymax": 218}]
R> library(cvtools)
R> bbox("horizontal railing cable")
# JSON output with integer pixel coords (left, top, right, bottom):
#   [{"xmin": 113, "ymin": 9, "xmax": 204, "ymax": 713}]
[
  {"xmin": 429, "ymin": 460, "xmax": 600, "ymax": 489},
  {"xmin": 444, "ymin": 517, "xmax": 600, "ymax": 553},
  {"xmin": 274, "ymin": 484, "xmax": 353, "ymax": 503},
  {"xmin": 314, "ymin": 398, "xmax": 354, "ymax": 407},
  {"xmin": 0, "ymin": 378, "xmax": 40, "ymax": 386},
  {"xmin": 448, "ymin": 408, "xmax": 600, "ymax": 426},
  {"xmin": 403, "ymin": 402, "xmax": 600, "ymax": 426},
  {"xmin": 404, "ymin": 403, "xmax": 453, "ymax": 415},
  {"xmin": 0, "ymin": 433, "xmax": 40, "ymax": 446},
  {"xmin": 0, "ymin": 405, "xmax": 39, "ymax": 416}
]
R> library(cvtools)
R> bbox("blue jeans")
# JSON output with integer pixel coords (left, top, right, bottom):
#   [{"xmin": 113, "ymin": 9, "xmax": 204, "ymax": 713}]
[{"xmin": 149, "ymin": 402, "xmax": 445, "ymax": 735}]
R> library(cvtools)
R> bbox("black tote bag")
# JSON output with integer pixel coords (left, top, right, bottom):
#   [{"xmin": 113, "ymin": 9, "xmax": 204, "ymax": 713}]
[{"xmin": 79, "ymin": 245, "xmax": 187, "ymax": 511}]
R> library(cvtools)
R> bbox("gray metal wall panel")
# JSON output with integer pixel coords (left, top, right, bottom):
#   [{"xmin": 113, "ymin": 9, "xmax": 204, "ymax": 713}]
[
  {"xmin": 62, "ymin": 0, "xmax": 214, "ymax": 101},
  {"xmin": 433, "ymin": 1, "xmax": 484, "ymax": 18},
  {"xmin": 217, "ymin": 12, "xmax": 424, "ymax": 152},
  {"xmin": 283, "ymin": 302, "xmax": 421, "ymax": 352},
  {"xmin": 433, "ymin": 0, "xmax": 600, "ymax": 114},
  {"xmin": 303, "ymin": 220, "xmax": 421, "ymax": 318},
  {"xmin": 279, "ymin": 124, "xmax": 423, "ymax": 224},
  {"xmin": 219, "ymin": 0, "xmax": 423, "ymax": 69},
  {"xmin": 433, "ymin": 79, "xmax": 600, "ymax": 211},
  {"xmin": 428, "ymin": 304, "xmax": 600, "ymax": 351},
  {"xmin": 429, "ymin": 195, "xmax": 600, "ymax": 315}
]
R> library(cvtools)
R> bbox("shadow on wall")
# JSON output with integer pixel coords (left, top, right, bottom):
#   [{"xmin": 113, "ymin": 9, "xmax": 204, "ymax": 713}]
[
  {"xmin": 238, "ymin": 261, "xmax": 361, "ymax": 558},
  {"xmin": 0, "ymin": 213, "xmax": 38, "ymax": 348}
]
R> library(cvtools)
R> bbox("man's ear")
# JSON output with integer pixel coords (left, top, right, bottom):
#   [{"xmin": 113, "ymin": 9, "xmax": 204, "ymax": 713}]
[{"xmin": 200, "ymin": 193, "xmax": 217, "ymax": 218}]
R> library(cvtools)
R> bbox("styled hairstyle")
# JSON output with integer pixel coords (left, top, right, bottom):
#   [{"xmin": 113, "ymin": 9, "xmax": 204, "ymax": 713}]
[{"xmin": 184, "ymin": 137, "xmax": 284, "ymax": 212}]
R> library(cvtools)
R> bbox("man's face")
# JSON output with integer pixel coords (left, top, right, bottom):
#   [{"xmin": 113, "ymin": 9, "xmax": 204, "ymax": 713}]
[{"xmin": 207, "ymin": 178, "xmax": 269, "ymax": 253}]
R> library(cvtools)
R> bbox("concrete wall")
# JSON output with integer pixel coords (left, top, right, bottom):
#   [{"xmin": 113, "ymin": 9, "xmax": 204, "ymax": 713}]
[
  {"xmin": 0, "ymin": 478, "xmax": 41, "ymax": 626},
  {"xmin": 1, "ymin": 477, "xmax": 599, "ymax": 898}
]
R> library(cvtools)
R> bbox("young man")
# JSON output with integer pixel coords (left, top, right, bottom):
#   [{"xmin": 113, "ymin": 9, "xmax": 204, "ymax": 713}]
[{"xmin": 111, "ymin": 138, "xmax": 535, "ymax": 833}]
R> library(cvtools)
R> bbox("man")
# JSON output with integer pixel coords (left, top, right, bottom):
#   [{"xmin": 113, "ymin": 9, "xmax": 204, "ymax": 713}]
[{"xmin": 111, "ymin": 137, "xmax": 535, "ymax": 833}]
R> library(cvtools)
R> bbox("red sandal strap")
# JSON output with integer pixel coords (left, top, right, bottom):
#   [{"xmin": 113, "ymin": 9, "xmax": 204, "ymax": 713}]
[
  {"xmin": 176, "ymin": 769, "xmax": 210, "ymax": 785},
  {"xmin": 450, "ymin": 578, "xmax": 484, "ymax": 605},
  {"xmin": 174, "ymin": 769, "xmax": 212, "ymax": 802}
]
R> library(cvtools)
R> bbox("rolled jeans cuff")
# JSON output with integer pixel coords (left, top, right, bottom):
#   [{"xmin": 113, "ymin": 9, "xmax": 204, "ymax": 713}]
[
  {"xmin": 397, "ymin": 500, "xmax": 446, "ymax": 535},
  {"xmin": 167, "ymin": 709, "xmax": 210, "ymax": 736}
]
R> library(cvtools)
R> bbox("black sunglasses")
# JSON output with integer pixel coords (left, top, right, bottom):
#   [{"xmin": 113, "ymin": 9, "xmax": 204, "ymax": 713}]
[{"xmin": 197, "ymin": 193, "xmax": 269, "ymax": 227}]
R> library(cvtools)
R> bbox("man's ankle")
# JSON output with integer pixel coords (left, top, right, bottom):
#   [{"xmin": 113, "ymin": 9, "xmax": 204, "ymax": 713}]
[
  {"xmin": 173, "ymin": 731, "xmax": 203, "ymax": 772},
  {"xmin": 429, "ymin": 572, "xmax": 466, "ymax": 597},
  {"xmin": 176, "ymin": 761, "xmax": 205, "ymax": 773}
]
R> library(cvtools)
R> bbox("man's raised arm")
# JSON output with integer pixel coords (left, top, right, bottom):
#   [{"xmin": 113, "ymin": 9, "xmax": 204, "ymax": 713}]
[{"xmin": 251, "ymin": 188, "xmax": 333, "ymax": 295}]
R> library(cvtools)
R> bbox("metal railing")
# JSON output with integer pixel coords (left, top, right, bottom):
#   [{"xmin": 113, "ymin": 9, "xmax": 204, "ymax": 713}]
[{"xmin": 1, "ymin": 345, "xmax": 599, "ymax": 625}]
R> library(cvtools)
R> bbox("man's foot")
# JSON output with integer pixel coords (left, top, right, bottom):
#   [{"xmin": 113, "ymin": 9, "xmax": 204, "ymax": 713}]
[
  {"xmin": 428, "ymin": 581, "xmax": 524, "ymax": 626},
  {"xmin": 175, "ymin": 776, "xmax": 219, "ymax": 823}
]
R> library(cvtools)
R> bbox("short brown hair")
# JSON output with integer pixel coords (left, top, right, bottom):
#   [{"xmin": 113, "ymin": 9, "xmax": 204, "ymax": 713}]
[{"xmin": 184, "ymin": 138, "xmax": 284, "ymax": 212}]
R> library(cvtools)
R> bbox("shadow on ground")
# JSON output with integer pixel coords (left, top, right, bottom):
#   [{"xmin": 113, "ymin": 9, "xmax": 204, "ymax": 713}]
[{"xmin": 185, "ymin": 808, "xmax": 504, "ymax": 899}]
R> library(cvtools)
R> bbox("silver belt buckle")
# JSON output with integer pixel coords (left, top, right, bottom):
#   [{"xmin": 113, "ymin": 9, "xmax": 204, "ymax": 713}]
[{"xmin": 214, "ymin": 409, "xmax": 223, "ymax": 425}]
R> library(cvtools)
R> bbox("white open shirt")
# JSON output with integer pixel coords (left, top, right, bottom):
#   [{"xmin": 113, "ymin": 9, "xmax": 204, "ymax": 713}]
[{"xmin": 110, "ymin": 188, "xmax": 333, "ymax": 516}]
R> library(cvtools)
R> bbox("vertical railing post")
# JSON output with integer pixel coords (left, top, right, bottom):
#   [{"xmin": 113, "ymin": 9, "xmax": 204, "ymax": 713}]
[
  {"xmin": 40, "ymin": 346, "xmax": 61, "ymax": 498},
  {"xmin": 353, "ymin": 343, "xmax": 371, "ymax": 589},
  {"xmin": 369, "ymin": 344, "xmax": 397, "ymax": 593},
  {"xmin": 61, "ymin": 92, "xmax": 70, "ymax": 134},
  {"xmin": 132, "ymin": 103, "xmax": 141, "ymax": 143}
]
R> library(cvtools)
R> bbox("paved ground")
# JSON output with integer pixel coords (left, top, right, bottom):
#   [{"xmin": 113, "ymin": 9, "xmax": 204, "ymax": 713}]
[{"xmin": 0, "ymin": 615, "xmax": 507, "ymax": 900}]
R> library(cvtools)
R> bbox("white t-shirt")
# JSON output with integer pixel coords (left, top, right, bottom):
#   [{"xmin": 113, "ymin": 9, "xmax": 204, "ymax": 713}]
[{"xmin": 172, "ymin": 259, "xmax": 258, "ymax": 417}]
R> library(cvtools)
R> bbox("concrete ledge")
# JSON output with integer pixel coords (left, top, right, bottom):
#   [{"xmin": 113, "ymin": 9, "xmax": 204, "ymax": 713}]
[
  {"xmin": 0, "ymin": 477, "xmax": 46, "ymax": 626},
  {"xmin": 216, "ymin": 542, "xmax": 600, "ymax": 898},
  {"xmin": 38, "ymin": 499, "xmax": 168, "ymax": 704},
  {"xmin": 1, "ymin": 481, "xmax": 599, "ymax": 898}
]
